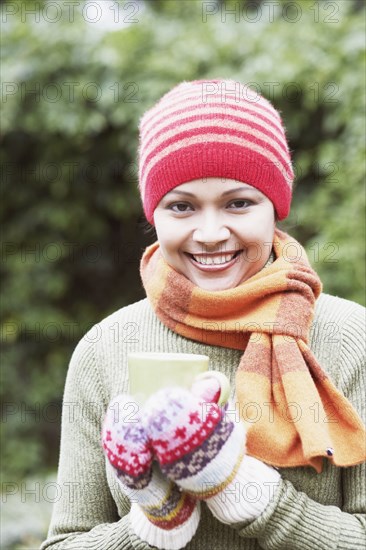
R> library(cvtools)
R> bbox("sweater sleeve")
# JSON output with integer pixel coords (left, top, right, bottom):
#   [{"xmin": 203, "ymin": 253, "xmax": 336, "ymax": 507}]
[
  {"xmin": 40, "ymin": 329, "xmax": 158, "ymax": 550},
  {"xmin": 233, "ymin": 302, "xmax": 366, "ymax": 550}
]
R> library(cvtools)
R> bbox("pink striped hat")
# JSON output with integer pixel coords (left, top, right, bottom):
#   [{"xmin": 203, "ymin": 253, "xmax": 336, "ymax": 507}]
[{"xmin": 138, "ymin": 79, "xmax": 294, "ymax": 223}]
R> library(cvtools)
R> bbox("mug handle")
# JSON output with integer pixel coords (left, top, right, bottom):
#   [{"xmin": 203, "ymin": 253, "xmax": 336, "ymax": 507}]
[{"xmin": 192, "ymin": 370, "xmax": 231, "ymax": 406}]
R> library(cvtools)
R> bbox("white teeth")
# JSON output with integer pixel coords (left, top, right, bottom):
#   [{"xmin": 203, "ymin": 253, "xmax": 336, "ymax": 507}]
[{"xmin": 192, "ymin": 253, "xmax": 236, "ymax": 265}]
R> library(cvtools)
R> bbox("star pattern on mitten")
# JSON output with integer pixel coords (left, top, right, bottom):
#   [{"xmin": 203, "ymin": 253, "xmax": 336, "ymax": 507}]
[
  {"xmin": 174, "ymin": 427, "xmax": 187, "ymax": 439},
  {"xmin": 102, "ymin": 395, "xmax": 153, "ymax": 489},
  {"xmin": 143, "ymin": 388, "xmax": 226, "ymax": 469}
]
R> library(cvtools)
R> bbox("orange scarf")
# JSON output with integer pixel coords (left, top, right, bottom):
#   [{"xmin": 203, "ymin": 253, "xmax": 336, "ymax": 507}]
[{"xmin": 140, "ymin": 229, "xmax": 366, "ymax": 472}]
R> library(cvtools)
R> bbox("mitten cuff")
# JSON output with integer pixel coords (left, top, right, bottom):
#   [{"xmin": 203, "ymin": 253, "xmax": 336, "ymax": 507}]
[
  {"xmin": 207, "ymin": 455, "xmax": 280, "ymax": 525},
  {"xmin": 175, "ymin": 415, "xmax": 247, "ymax": 497},
  {"xmin": 130, "ymin": 499, "xmax": 201, "ymax": 550}
]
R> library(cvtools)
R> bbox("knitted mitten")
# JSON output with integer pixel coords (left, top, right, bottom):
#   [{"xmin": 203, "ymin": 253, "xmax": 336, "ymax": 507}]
[
  {"xmin": 102, "ymin": 394, "xmax": 200, "ymax": 550},
  {"xmin": 143, "ymin": 379, "xmax": 280, "ymax": 525}
]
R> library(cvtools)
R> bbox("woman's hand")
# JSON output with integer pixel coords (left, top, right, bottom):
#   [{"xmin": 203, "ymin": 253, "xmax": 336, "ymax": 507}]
[
  {"xmin": 142, "ymin": 379, "xmax": 281, "ymax": 525},
  {"xmin": 102, "ymin": 394, "xmax": 200, "ymax": 549}
]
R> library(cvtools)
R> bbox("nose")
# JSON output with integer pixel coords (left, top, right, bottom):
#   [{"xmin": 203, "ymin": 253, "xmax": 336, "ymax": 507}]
[{"xmin": 192, "ymin": 212, "xmax": 230, "ymax": 247}]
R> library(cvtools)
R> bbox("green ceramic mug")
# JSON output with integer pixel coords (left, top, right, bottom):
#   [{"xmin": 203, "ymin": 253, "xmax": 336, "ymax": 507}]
[{"xmin": 128, "ymin": 352, "xmax": 230, "ymax": 405}]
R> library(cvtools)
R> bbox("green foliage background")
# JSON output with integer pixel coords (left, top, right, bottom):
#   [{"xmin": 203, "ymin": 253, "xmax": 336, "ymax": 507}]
[{"xmin": 1, "ymin": 0, "xmax": 365, "ymax": 484}]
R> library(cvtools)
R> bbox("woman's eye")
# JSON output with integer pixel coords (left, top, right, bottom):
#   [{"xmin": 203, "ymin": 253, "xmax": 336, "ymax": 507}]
[
  {"xmin": 169, "ymin": 203, "xmax": 193, "ymax": 213},
  {"xmin": 228, "ymin": 200, "xmax": 253, "ymax": 209}
]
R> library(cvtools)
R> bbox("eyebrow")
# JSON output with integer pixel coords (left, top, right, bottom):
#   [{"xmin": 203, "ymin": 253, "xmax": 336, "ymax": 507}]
[{"xmin": 166, "ymin": 185, "xmax": 256, "ymax": 198}]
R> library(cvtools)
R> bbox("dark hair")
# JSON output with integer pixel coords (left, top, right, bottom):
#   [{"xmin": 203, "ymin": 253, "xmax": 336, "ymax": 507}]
[{"xmin": 137, "ymin": 214, "xmax": 157, "ymax": 241}]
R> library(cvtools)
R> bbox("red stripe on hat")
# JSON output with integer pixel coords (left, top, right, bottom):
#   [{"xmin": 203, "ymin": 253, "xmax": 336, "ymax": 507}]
[
  {"xmin": 140, "ymin": 87, "xmax": 282, "ymax": 136},
  {"xmin": 141, "ymin": 125, "xmax": 291, "ymax": 184},
  {"xmin": 141, "ymin": 110, "xmax": 289, "ymax": 163}
]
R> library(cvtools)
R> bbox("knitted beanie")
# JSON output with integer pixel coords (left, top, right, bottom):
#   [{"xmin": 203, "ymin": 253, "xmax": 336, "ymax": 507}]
[{"xmin": 138, "ymin": 79, "xmax": 294, "ymax": 223}]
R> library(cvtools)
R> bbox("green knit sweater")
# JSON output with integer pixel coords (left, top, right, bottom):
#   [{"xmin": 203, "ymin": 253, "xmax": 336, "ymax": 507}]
[{"xmin": 41, "ymin": 293, "xmax": 365, "ymax": 550}]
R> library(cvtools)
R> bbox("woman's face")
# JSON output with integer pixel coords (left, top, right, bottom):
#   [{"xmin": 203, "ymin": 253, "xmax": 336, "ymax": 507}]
[{"xmin": 153, "ymin": 178, "xmax": 276, "ymax": 291}]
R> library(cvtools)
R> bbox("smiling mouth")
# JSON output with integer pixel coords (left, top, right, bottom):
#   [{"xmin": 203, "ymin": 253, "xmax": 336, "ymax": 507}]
[{"xmin": 187, "ymin": 250, "xmax": 242, "ymax": 266}]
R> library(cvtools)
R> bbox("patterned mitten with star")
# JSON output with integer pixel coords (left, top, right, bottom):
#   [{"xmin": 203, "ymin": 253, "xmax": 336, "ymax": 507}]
[
  {"xmin": 102, "ymin": 394, "xmax": 200, "ymax": 550},
  {"xmin": 143, "ymin": 376, "xmax": 280, "ymax": 525}
]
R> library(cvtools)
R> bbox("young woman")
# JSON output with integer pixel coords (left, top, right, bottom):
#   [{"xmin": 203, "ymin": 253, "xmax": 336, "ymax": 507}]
[{"xmin": 41, "ymin": 80, "xmax": 366, "ymax": 550}]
